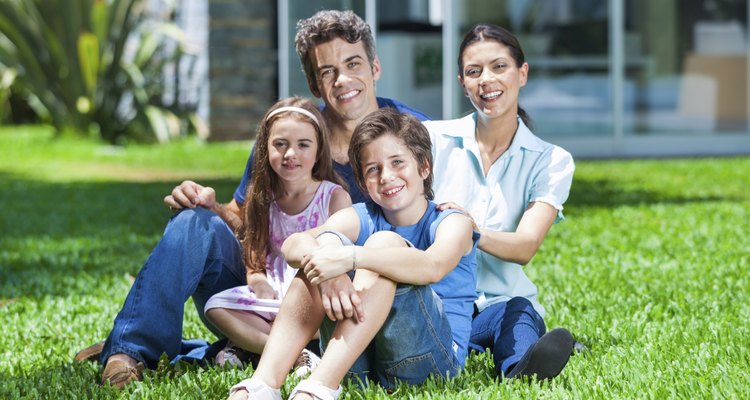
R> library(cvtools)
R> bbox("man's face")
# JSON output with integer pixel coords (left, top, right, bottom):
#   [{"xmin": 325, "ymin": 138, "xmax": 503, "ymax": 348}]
[{"xmin": 309, "ymin": 38, "xmax": 381, "ymax": 124}]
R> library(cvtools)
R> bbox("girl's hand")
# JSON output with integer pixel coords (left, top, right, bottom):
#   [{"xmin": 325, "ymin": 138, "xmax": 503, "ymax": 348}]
[
  {"xmin": 250, "ymin": 280, "xmax": 277, "ymax": 300},
  {"xmin": 317, "ymin": 275, "xmax": 364, "ymax": 322},
  {"xmin": 302, "ymin": 245, "xmax": 354, "ymax": 285},
  {"xmin": 247, "ymin": 273, "xmax": 276, "ymax": 300},
  {"xmin": 437, "ymin": 201, "xmax": 479, "ymax": 232}
]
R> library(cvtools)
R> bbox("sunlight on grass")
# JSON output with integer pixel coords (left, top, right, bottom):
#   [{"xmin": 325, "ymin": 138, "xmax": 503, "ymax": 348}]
[
  {"xmin": 1, "ymin": 126, "xmax": 748, "ymax": 398},
  {"xmin": 0, "ymin": 125, "xmax": 253, "ymax": 182}
]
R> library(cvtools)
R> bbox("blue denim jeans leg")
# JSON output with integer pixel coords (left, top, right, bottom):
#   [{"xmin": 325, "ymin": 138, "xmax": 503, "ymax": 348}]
[
  {"xmin": 321, "ymin": 283, "xmax": 459, "ymax": 389},
  {"xmin": 468, "ymin": 296, "xmax": 546, "ymax": 377},
  {"xmin": 100, "ymin": 207, "xmax": 246, "ymax": 368}
]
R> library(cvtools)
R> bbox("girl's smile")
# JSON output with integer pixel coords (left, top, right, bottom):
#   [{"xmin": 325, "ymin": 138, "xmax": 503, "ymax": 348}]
[{"xmin": 267, "ymin": 118, "xmax": 318, "ymax": 183}]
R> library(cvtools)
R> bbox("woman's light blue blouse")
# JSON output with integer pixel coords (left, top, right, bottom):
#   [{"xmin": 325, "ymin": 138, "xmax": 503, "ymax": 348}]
[{"xmin": 424, "ymin": 114, "xmax": 575, "ymax": 317}]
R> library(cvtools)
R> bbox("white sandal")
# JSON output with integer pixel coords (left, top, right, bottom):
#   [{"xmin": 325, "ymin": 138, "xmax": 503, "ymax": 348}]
[
  {"xmin": 228, "ymin": 377, "xmax": 282, "ymax": 400},
  {"xmin": 289, "ymin": 379, "xmax": 342, "ymax": 400}
]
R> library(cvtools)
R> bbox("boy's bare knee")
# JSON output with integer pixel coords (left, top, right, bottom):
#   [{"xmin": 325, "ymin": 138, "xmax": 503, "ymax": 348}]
[{"xmin": 364, "ymin": 231, "xmax": 407, "ymax": 248}]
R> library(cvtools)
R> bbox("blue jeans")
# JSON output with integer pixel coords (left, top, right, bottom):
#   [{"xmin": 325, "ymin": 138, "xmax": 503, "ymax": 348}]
[
  {"xmin": 320, "ymin": 283, "xmax": 459, "ymax": 389},
  {"xmin": 468, "ymin": 297, "xmax": 546, "ymax": 376},
  {"xmin": 100, "ymin": 208, "xmax": 246, "ymax": 368}
]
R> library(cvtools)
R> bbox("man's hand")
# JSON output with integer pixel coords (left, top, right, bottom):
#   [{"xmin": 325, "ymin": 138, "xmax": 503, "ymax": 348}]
[
  {"xmin": 302, "ymin": 245, "xmax": 354, "ymax": 285},
  {"xmin": 318, "ymin": 274, "xmax": 364, "ymax": 323},
  {"xmin": 164, "ymin": 180, "xmax": 217, "ymax": 212}
]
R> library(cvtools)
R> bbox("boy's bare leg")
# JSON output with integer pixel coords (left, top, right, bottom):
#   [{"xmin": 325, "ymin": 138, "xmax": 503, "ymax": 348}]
[
  {"xmin": 228, "ymin": 274, "xmax": 324, "ymax": 400},
  {"xmin": 306, "ymin": 271, "xmax": 395, "ymax": 393},
  {"xmin": 206, "ymin": 308, "xmax": 271, "ymax": 354},
  {"xmin": 252, "ymin": 273, "xmax": 326, "ymax": 387},
  {"xmin": 299, "ymin": 232, "xmax": 404, "ymax": 394}
]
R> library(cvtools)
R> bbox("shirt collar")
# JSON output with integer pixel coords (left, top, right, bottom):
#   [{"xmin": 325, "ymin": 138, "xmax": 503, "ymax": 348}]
[{"xmin": 445, "ymin": 113, "xmax": 545, "ymax": 154}]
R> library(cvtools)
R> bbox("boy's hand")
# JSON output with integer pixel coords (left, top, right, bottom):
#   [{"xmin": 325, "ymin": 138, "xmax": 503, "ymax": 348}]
[
  {"xmin": 318, "ymin": 275, "xmax": 364, "ymax": 323},
  {"xmin": 302, "ymin": 245, "xmax": 354, "ymax": 285}
]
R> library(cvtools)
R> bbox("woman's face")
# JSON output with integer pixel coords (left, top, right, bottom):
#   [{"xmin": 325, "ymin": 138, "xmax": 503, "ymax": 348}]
[{"xmin": 458, "ymin": 40, "xmax": 528, "ymax": 119}]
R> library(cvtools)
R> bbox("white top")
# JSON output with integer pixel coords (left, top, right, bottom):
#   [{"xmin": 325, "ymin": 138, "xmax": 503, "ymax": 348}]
[{"xmin": 424, "ymin": 114, "xmax": 575, "ymax": 317}]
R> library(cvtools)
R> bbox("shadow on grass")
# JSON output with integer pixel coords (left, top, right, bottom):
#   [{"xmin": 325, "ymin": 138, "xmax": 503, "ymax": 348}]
[
  {"xmin": 0, "ymin": 173, "xmax": 239, "ymax": 299},
  {"xmin": 567, "ymin": 176, "xmax": 735, "ymax": 210},
  {"xmin": 0, "ymin": 172, "xmax": 239, "ymax": 238}
]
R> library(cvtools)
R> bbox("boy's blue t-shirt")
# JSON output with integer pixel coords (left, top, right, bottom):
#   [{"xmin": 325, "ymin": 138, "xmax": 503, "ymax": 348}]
[
  {"xmin": 233, "ymin": 97, "xmax": 431, "ymax": 206},
  {"xmin": 352, "ymin": 201, "xmax": 479, "ymax": 364}
]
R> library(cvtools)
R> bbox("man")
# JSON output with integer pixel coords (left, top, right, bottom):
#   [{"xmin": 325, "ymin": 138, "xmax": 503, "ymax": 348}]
[{"xmin": 76, "ymin": 9, "xmax": 429, "ymax": 389}]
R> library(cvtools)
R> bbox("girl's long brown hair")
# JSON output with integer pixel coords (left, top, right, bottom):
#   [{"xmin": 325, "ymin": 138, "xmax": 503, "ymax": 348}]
[{"xmin": 241, "ymin": 97, "xmax": 341, "ymax": 275}]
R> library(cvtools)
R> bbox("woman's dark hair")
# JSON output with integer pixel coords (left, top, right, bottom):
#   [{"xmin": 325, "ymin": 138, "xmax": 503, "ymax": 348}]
[{"xmin": 457, "ymin": 23, "xmax": 532, "ymax": 127}]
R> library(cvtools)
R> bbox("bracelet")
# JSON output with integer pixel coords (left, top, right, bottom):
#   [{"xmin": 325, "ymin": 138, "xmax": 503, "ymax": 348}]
[{"xmin": 351, "ymin": 246, "xmax": 357, "ymax": 271}]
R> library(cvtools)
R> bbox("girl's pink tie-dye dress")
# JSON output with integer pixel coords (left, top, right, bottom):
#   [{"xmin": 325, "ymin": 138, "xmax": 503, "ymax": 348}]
[{"xmin": 204, "ymin": 180, "xmax": 342, "ymax": 321}]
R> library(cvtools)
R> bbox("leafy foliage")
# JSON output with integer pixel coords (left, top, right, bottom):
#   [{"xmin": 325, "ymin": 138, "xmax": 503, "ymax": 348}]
[
  {"xmin": 1, "ymin": 127, "xmax": 749, "ymax": 398},
  {"xmin": 0, "ymin": 0, "xmax": 197, "ymax": 143}
]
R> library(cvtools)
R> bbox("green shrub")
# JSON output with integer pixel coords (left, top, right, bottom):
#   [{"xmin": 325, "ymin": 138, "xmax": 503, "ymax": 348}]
[{"xmin": 0, "ymin": 0, "xmax": 197, "ymax": 143}]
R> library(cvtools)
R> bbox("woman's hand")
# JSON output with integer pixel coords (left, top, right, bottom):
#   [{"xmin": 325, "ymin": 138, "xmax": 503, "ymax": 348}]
[
  {"xmin": 302, "ymin": 245, "xmax": 354, "ymax": 285},
  {"xmin": 437, "ymin": 201, "xmax": 479, "ymax": 232}
]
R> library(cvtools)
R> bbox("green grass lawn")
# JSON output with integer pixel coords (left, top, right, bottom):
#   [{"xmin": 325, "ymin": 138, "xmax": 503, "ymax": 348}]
[{"xmin": 1, "ymin": 125, "xmax": 749, "ymax": 399}]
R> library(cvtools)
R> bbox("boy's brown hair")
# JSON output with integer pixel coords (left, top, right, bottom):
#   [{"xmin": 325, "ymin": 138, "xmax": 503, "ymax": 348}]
[{"xmin": 348, "ymin": 108, "xmax": 434, "ymax": 200}]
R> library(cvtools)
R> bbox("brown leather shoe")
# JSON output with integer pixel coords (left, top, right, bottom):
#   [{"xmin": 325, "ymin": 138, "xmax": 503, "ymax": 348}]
[
  {"xmin": 74, "ymin": 341, "xmax": 105, "ymax": 363},
  {"xmin": 101, "ymin": 355, "xmax": 144, "ymax": 389}
]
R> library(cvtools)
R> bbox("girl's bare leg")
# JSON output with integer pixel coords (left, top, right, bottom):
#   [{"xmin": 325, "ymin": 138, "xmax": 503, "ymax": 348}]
[{"xmin": 206, "ymin": 308, "xmax": 272, "ymax": 354}]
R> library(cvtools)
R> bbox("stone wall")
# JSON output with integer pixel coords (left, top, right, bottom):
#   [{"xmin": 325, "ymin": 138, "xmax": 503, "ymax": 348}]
[{"xmin": 208, "ymin": 0, "xmax": 277, "ymax": 141}]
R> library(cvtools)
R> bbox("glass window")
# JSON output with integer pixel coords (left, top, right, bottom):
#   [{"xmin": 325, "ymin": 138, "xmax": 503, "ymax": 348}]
[
  {"xmin": 625, "ymin": 0, "xmax": 749, "ymax": 135},
  {"xmin": 456, "ymin": 0, "xmax": 613, "ymax": 138},
  {"xmin": 376, "ymin": 0, "xmax": 443, "ymax": 118}
]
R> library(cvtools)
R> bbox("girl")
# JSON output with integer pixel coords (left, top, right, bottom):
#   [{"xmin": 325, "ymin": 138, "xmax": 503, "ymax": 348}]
[
  {"xmin": 425, "ymin": 23, "xmax": 577, "ymax": 381},
  {"xmin": 227, "ymin": 108, "xmax": 478, "ymax": 400},
  {"xmin": 204, "ymin": 97, "xmax": 351, "ymax": 371}
]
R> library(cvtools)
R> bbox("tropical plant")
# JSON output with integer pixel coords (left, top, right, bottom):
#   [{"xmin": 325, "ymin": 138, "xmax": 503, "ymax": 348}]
[
  {"xmin": 0, "ymin": 0, "xmax": 198, "ymax": 143},
  {"xmin": 0, "ymin": 60, "xmax": 16, "ymax": 121}
]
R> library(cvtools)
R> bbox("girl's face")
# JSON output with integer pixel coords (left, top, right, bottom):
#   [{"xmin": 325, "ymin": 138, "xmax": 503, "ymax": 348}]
[
  {"xmin": 360, "ymin": 134, "xmax": 429, "ymax": 224},
  {"xmin": 267, "ymin": 117, "xmax": 319, "ymax": 184},
  {"xmin": 458, "ymin": 40, "xmax": 528, "ymax": 119}
]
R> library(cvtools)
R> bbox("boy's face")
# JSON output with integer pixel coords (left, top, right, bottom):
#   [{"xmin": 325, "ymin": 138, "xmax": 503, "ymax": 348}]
[
  {"xmin": 309, "ymin": 38, "xmax": 381, "ymax": 125},
  {"xmin": 360, "ymin": 134, "xmax": 429, "ymax": 224}
]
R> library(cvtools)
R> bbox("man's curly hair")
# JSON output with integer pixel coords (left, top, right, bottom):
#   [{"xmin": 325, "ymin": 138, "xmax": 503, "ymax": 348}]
[{"xmin": 294, "ymin": 10, "xmax": 376, "ymax": 94}]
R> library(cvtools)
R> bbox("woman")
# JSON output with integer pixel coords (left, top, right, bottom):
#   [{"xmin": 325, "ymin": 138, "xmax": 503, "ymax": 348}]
[{"xmin": 425, "ymin": 23, "xmax": 578, "ymax": 381}]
